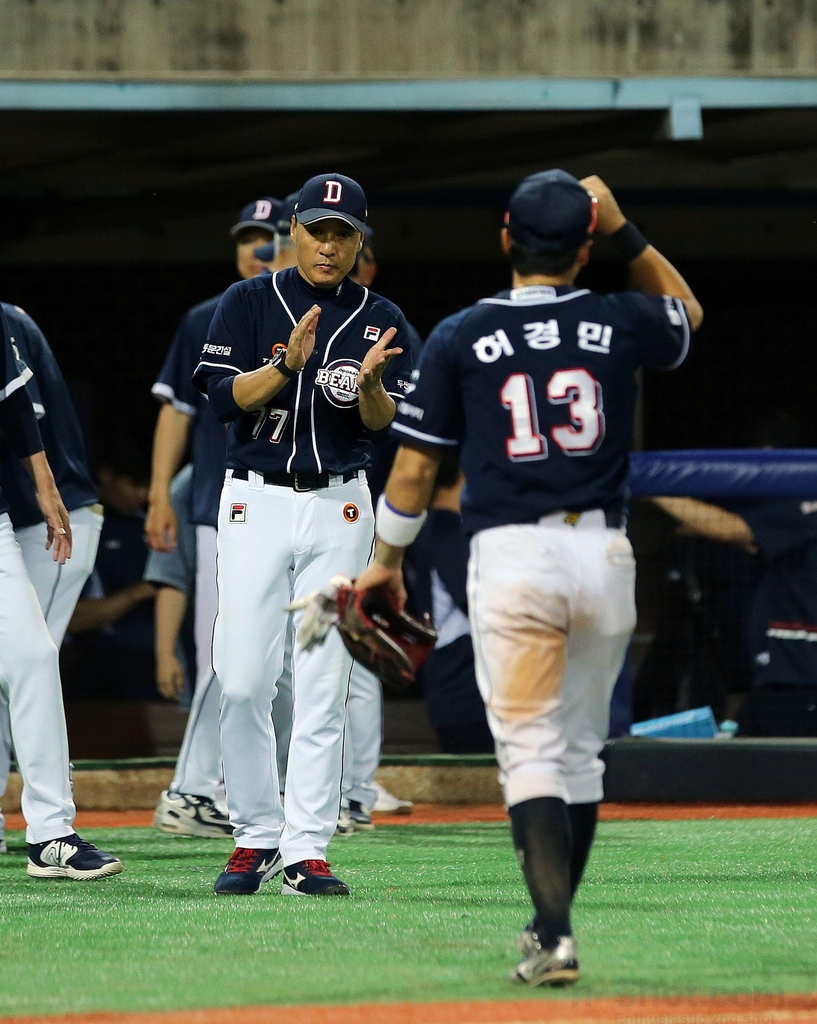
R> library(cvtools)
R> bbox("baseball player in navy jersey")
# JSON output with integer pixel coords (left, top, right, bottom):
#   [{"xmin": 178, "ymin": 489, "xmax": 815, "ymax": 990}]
[
  {"xmin": 0, "ymin": 305, "xmax": 121, "ymax": 877},
  {"xmin": 147, "ymin": 198, "xmax": 284, "ymax": 838},
  {"xmin": 355, "ymin": 170, "xmax": 702, "ymax": 984},
  {"xmin": 194, "ymin": 172, "xmax": 414, "ymax": 896},
  {"xmin": 0, "ymin": 303, "xmax": 103, "ymax": 851}
]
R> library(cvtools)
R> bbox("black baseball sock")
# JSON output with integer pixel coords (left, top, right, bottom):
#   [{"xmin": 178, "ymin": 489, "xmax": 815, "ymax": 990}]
[
  {"xmin": 568, "ymin": 801, "xmax": 599, "ymax": 896},
  {"xmin": 508, "ymin": 796, "xmax": 572, "ymax": 948}
]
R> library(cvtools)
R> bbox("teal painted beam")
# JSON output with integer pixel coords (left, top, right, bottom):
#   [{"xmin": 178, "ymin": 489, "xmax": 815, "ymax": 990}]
[{"xmin": 0, "ymin": 78, "xmax": 816, "ymax": 112}]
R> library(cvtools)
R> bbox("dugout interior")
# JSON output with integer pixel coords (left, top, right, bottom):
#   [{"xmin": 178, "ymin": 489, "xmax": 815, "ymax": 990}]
[{"xmin": 1, "ymin": 104, "xmax": 816, "ymax": 749}]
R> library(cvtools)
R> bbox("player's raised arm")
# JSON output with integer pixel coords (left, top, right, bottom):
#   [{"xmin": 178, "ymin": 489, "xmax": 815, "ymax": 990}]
[{"xmin": 581, "ymin": 175, "xmax": 703, "ymax": 330}]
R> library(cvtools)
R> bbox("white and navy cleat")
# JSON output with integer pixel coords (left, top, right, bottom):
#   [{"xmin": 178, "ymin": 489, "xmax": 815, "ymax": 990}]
[
  {"xmin": 281, "ymin": 860, "xmax": 350, "ymax": 896},
  {"xmin": 214, "ymin": 847, "xmax": 282, "ymax": 895},
  {"xmin": 513, "ymin": 930, "xmax": 580, "ymax": 987},
  {"xmin": 153, "ymin": 790, "xmax": 233, "ymax": 838},
  {"xmin": 27, "ymin": 834, "xmax": 122, "ymax": 881}
]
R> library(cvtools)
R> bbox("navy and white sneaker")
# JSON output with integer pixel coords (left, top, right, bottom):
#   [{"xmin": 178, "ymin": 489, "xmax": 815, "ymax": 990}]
[
  {"xmin": 348, "ymin": 800, "xmax": 375, "ymax": 831},
  {"xmin": 281, "ymin": 859, "xmax": 350, "ymax": 896},
  {"xmin": 153, "ymin": 790, "xmax": 232, "ymax": 838},
  {"xmin": 27, "ymin": 834, "xmax": 122, "ymax": 880},
  {"xmin": 214, "ymin": 847, "xmax": 282, "ymax": 895}
]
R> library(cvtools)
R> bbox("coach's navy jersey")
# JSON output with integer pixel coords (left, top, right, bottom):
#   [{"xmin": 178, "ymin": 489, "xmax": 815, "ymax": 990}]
[
  {"xmin": 0, "ymin": 303, "xmax": 97, "ymax": 529},
  {"xmin": 153, "ymin": 294, "xmax": 226, "ymax": 528},
  {"xmin": 193, "ymin": 268, "xmax": 414, "ymax": 476},
  {"xmin": 0, "ymin": 305, "xmax": 35, "ymax": 516},
  {"xmin": 393, "ymin": 284, "xmax": 691, "ymax": 534}
]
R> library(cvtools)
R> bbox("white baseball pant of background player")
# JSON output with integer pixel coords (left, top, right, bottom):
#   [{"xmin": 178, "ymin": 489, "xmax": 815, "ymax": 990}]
[
  {"xmin": 341, "ymin": 663, "xmax": 381, "ymax": 812},
  {"xmin": 467, "ymin": 512, "xmax": 636, "ymax": 807},
  {"xmin": 0, "ymin": 506, "xmax": 103, "ymax": 839},
  {"xmin": 215, "ymin": 469, "xmax": 373, "ymax": 859},
  {"xmin": 0, "ymin": 515, "xmax": 76, "ymax": 842},
  {"xmin": 167, "ymin": 523, "xmax": 293, "ymax": 802}
]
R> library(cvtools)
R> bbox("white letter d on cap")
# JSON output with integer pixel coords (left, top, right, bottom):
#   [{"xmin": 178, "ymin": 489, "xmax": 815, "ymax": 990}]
[
  {"xmin": 254, "ymin": 199, "xmax": 272, "ymax": 220},
  {"xmin": 323, "ymin": 181, "xmax": 343, "ymax": 204}
]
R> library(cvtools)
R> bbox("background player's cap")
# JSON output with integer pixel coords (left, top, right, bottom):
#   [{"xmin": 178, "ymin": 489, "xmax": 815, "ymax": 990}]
[
  {"xmin": 230, "ymin": 197, "xmax": 282, "ymax": 238},
  {"xmin": 253, "ymin": 192, "xmax": 300, "ymax": 261},
  {"xmin": 505, "ymin": 169, "xmax": 597, "ymax": 253},
  {"xmin": 295, "ymin": 173, "xmax": 367, "ymax": 234}
]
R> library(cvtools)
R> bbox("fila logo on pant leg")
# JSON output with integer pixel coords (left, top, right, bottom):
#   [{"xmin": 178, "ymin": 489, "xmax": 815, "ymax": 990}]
[{"xmin": 230, "ymin": 503, "xmax": 247, "ymax": 523}]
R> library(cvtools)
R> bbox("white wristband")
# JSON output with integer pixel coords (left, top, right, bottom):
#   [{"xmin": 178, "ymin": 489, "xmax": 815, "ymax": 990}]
[{"xmin": 375, "ymin": 494, "xmax": 427, "ymax": 549}]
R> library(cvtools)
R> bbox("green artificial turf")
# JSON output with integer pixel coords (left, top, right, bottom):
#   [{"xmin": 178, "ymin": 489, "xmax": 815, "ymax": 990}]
[{"xmin": 0, "ymin": 819, "xmax": 815, "ymax": 1015}]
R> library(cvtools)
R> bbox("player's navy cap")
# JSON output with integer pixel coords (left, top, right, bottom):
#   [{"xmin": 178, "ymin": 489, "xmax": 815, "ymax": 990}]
[
  {"xmin": 505, "ymin": 170, "xmax": 597, "ymax": 253},
  {"xmin": 276, "ymin": 191, "xmax": 299, "ymax": 235},
  {"xmin": 253, "ymin": 191, "xmax": 301, "ymax": 261},
  {"xmin": 295, "ymin": 173, "xmax": 367, "ymax": 234},
  {"xmin": 230, "ymin": 197, "xmax": 282, "ymax": 238}
]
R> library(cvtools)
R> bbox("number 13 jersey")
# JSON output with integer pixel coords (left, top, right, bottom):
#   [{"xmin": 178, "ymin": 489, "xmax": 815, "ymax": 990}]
[{"xmin": 392, "ymin": 284, "xmax": 692, "ymax": 535}]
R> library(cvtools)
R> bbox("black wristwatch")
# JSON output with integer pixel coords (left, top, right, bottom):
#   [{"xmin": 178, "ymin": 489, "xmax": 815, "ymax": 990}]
[{"xmin": 271, "ymin": 348, "xmax": 301, "ymax": 379}]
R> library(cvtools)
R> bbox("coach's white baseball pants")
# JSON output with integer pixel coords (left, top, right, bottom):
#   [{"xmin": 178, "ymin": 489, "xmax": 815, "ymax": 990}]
[
  {"xmin": 468, "ymin": 511, "xmax": 636, "ymax": 808},
  {"xmin": 214, "ymin": 470, "xmax": 373, "ymax": 862},
  {"xmin": 0, "ymin": 514, "xmax": 75, "ymax": 843}
]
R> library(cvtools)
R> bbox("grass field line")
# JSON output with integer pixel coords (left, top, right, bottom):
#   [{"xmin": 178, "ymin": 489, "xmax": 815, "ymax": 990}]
[
  {"xmin": 3, "ymin": 993, "xmax": 817, "ymax": 1024},
  {"xmin": 3, "ymin": 803, "xmax": 817, "ymax": 833}
]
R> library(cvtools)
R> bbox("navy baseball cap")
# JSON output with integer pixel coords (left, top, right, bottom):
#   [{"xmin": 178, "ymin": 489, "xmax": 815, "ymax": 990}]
[
  {"xmin": 254, "ymin": 192, "xmax": 303, "ymax": 260},
  {"xmin": 505, "ymin": 170, "xmax": 597, "ymax": 253},
  {"xmin": 295, "ymin": 173, "xmax": 367, "ymax": 234},
  {"xmin": 230, "ymin": 197, "xmax": 282, "ymax": 238}
]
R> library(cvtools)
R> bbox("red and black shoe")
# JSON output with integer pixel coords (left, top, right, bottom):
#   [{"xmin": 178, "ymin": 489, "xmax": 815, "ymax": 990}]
[
  {"xmin": 281, "ymin": 859, "xmax": 350, "ymax": 896},
  {"xmin": 214, "ymin": 847, "xmax": 282, "ymax": 895}
]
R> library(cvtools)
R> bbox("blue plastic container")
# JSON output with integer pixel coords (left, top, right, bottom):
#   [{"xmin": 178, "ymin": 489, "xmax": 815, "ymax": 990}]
[{"xmin": 629, "ymin": 706, "xmax": 718, "ymax": 739}]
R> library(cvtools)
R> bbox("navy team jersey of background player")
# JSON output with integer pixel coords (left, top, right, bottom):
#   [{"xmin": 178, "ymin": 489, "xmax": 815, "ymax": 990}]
[
  {"xmin": 393, "ymin": 283, "xmax": 691, "ymax": 535},
  {"xmin": 0, "ymin": 303, "xmax": 97, "ymax": 529},
  {"xmin": 0, "ymin": 304, "xmax": 35, "ymax": 516},
  {"xmin": 153, "ymin": 294, "xmax": 227, "ymax": 528},
  {"xmin": 740, "ymin": 499, "xmax": 817, "ymax": 688},
  {"xmin": 193, "ymin": 267, "xmax": 414, "ymax": 475}
]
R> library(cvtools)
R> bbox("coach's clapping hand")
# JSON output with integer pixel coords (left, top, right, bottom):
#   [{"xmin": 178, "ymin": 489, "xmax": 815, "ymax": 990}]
[
  {"xmin": 358, "ymin": 328, "xmax": 402, "ymax": 396},
  {"xmin": 285, "ymin": 305, "xmax": 320, "ymax": 372}
]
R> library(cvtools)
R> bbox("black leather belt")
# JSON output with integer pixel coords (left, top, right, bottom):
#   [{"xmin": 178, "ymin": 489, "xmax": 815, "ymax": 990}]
[{"xmin": 231, "ymin": 468, "xmax": 360, "ymax": 492}]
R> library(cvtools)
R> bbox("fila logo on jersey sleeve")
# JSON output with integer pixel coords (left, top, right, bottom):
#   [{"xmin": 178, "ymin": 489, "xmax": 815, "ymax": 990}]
[
  {"xmin": 253, "ymin": 199, "xmax": 273, "ymax": 220},
  {"xmin": 323, "ymin": 180, "xmax": 343, "ymax": 204},
  {"xmin": 364, "ymin": 325, "xmax": 381, "ymax": 342},
  {"xmin": 230, "ymin": 503, "xmax": 247, "ymax": 523}
]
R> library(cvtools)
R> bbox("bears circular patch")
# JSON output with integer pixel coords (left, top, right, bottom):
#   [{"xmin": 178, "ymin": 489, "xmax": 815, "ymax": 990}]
[
  {"xmin": 343, "ymin": 503, "xmax": 360, "ymax": 523},
  {"xmin": 316, "ymin": 359, "xmax": 362, "ymax": 408}
]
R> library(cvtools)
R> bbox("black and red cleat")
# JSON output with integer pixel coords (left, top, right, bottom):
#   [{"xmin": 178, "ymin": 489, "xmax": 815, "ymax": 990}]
[
  {"xmin": 281, "ymin": 859, "xmax": 350, "ymax": 896},
  {"xmin": 214, "ymin": 847, "xmax": 282, "ymax": 895}
]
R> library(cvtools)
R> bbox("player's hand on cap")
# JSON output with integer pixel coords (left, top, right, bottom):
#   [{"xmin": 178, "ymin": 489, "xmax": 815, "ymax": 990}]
[
  {"xmin": 580, "ymin": 175, "xmax": 626, "ymax": 236},
  {"xmin": 37, "ymin": 484, "xmax": 72, "ymax": 564},
  {"xmin": 355, "ymin": 562, "xmax": 407, "ymax": 612},
  {"xmin": 358, "ymin": 328, "xmax": 402, "ymax": 396},
  {"xmin": 284, "ymin": 304, "xmax": 320, "ymax": 372},
  {"xmin": 145, "ymin": 498, "xmax": 178, "ymax": 553}
]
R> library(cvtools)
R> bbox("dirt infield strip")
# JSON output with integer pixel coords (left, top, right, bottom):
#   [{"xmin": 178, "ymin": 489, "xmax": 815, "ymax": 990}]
[
  {"xmin": 3, "ymin": 994, "xmax": 817, "ymax": 1024},
  {"xmin": 4, "ymin": 803, "xmax": 816, "ymax": 831}
]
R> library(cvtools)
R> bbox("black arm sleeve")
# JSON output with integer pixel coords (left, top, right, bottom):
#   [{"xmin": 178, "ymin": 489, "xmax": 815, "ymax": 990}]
[{"xmin": 0, "ymin": 386, "xmax": 44, "ymax": 459}]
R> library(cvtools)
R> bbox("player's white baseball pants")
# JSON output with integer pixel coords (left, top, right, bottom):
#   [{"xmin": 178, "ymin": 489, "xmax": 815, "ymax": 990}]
[
  {"xmin": 0, "ymin": 514, "xmax": 75, "ymax": 843},
  {"xmin": 214, "ymin": 470, "xmax": 373, "ymax": 862},
  {"xmin": 168, "ymin": 524, "xmax": 293, "ymax": 802},
  {"xmin": 0, "ymin": 506, "xmax": 101, "ymax": 838},
  {"xmin": 341, "ymin": 663, "xmax": 382, "ymax": 810},
  {"xmin": 467, "ymin": 511, "xmax": 636, "ymax": 808}
]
